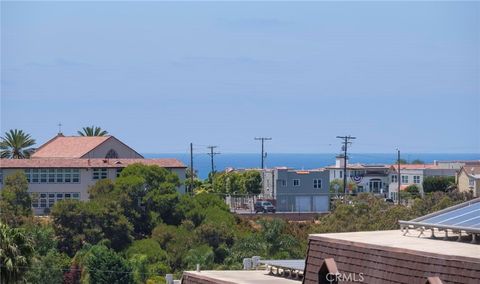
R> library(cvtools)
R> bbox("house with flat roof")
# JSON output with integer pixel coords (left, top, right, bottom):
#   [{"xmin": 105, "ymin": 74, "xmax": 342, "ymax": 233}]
[
  {"xmin": 273, "ymin": 167, "xmax": 330, "ymax": 213},
  {"xmin": 0, "ymin": 134, "xmax": 187, "ymax": 215},
  {"xmin": 225, "ymin": 167, "xmax": 330, "ymax": 213},
  {"xmin": 457, "ymin": 165, "xmax": 480, "ymax": 198}
]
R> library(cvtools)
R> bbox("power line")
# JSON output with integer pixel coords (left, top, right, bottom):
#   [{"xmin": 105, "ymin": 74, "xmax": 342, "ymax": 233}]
[
  {"xmin": 254, "ymin": 137, "xmax": 272, "ymax": 169},
  {"xmin": 336, "ymin": 135, "xmax": 356, "ymax": 203},
  {"xmin": 207, "ymin": 145, "xmax": 220, "ymax": 175}
]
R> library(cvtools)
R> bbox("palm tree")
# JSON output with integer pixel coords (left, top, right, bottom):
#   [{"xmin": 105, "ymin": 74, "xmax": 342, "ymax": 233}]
[
  {"xmin": 0, "ymin": 129, "xmax": 36, "ymax": 159},
  {"xmin": 0, "ymin": 222, "xmax": 34, "ymax": 283},
  {"xmin": 77, "ymin": 126, "xmax": 109, "ymax": 136}
]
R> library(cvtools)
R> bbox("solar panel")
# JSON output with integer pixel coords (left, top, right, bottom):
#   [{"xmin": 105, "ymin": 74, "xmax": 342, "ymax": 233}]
[{"xmin": 399, "ymin": 198, "xmax": 480, "ymax": 234}]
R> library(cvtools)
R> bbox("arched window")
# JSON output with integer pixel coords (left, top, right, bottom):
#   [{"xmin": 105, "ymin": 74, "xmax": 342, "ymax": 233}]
[{"xmin": 105, "ymin": 149, "xmax": 119, "ymax": 159}]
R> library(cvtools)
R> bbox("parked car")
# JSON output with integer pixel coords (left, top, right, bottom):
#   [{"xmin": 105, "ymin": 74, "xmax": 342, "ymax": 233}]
[
  {"xmin": 254, "ymin": 201, "xmax": 276, "ymax": 213},
  {"xmin": 384, "ymin": 198, "xmax": 395, "ymax": 204}
]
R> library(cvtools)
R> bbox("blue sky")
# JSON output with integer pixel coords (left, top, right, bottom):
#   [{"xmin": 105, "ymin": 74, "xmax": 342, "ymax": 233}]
[{"xmin": 1, "ymin": 1, "xmax": 479, "ymax": 154}]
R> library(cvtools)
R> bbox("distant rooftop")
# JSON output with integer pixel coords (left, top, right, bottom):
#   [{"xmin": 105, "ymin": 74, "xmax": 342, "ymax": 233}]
[
  {"xmin": 309, "ymin": 230, "xmax": 480, "ymax": 260},
  {"xmin": 0, "ymin": 158, "xmax": 186, "ymax": 168},
  {"xmin": 183, "ymin": 270, "xmax": 300, "ymax": 284}
]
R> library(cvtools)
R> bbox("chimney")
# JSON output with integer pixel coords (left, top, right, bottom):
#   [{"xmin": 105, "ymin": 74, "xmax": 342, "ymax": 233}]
[{"xmin": 335, "ymin": 155, "xmax": 348, "ymax": 168}]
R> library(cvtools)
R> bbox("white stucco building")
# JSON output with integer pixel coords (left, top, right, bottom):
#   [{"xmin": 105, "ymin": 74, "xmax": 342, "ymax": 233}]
[
  {"xmin": 387, "ymin": 164, "xmax": 457, "ymax": 201},
  {"xmin": 326, "ymin": 156, "xmax": 390, "ymax": 196},
  {"xmin": 0, "ymin": 134, "xmax": 186, "ymax": 215}
]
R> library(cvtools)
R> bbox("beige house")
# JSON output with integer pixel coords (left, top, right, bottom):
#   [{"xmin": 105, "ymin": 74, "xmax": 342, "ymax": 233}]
[
  {"xmin": 0, "ymin": 134, "xmax": 186, "ymax": 215},
  {"xmin": 457, "ymin": 165, "xmax": 480, "ymax": 197}
]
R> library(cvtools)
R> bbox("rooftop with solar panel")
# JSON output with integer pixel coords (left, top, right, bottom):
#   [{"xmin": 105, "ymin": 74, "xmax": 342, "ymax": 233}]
[{"xmin": 180, "ymin": 198, "xmax": 480, "ymax": 284}]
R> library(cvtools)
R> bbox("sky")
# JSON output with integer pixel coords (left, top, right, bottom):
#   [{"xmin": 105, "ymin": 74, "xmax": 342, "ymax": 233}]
[{"xmin": 1, "ymin": 1, "xmax": 479, "ymax": 154}]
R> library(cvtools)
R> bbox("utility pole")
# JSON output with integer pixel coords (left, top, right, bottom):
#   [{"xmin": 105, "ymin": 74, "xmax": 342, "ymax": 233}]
[
  {"xmin": 207, "ymin": 146, "xmax": 220, "ymax": 176},
  {"xmin": 397, "ymin": 148, "xmax": 401, "ymax": 205},
  {"xmin": 190, "ymin": 143, "xmax": 194, "ymax": 194},
  {"xmin": 254, "ymin": 137, "xmax": 272, "ymax": 169},
  {"xmin": 336, "ymin": 135, "xmax": 356, "ymax": 202}
]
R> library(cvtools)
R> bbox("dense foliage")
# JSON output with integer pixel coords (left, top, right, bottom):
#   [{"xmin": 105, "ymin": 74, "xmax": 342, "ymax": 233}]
[
  {"xmin": 1, "ymin": 166, "xmax": 473, "ymax": 283},
  {"xmin": 423, "ymin": 176, "xmax": 455, "ymax": 193},
  {"xmin": 0, "ymin": 171, "xmax": 32, "ymax": 226}
]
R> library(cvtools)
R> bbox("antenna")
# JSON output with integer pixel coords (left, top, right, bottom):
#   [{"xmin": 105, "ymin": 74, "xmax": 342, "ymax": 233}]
[{"xmin": 57, "ymin": 122, "xmax": 63, "ymax": 135}]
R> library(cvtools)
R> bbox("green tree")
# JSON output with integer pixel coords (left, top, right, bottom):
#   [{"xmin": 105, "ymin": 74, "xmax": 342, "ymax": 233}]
[
  {"xmin": 117, "ymin": 164, "xmax": 181, "ymax": 228},
  {"xmin": 77, "ymin": 126, "xmax": 109, "ymax": 136},
  {"xmin": 25, "ymin": 251, "xmax": 70, "ymax": 284},
  {"xmin": 84, "ymin": 245, "xmax": 133, "ymax": 284},
  {"xmin": 411, "ymin": 159, "xmax": 425, "ymax": 164},
  {"xmin": 241, "ymin": 171, "xmax": 262, "ymax": 195},
  {"xmin": 51, "ymin": 200, "xmax": 133, "ymax": 256},
  {"xmin": 88, "ymin": 179, "xmax": 116, "ymax": 199},
  {"xmin": 125, "ymin": 239, "xmax": 168, "ymax": 264},
  {"xmin": 184, "ymin": 245, "xmax": 215, "ymax": 270},
  {"xmin": 0, "ymin": 171, "xmax": 32, "ymax": 225},
  {"xmin": 405, "ymin": 184, "xmax": 421, "ymax": 199},
  {"xmin": 0, "ymin": 129, "xmax": 36, "ymax": 159},
  {"xmin": 423, "ymin": 176, "xmax": 455, "ymax": 193},
  {"xmin": 398, "ymin": 158, "xmax": 408, "ymax": 164},
  {"xmin": 0, "ymin": 222, "xmax": 34, "ymax": 283}
]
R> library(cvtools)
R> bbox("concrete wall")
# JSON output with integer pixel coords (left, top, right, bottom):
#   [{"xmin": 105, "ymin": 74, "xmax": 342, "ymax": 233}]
[{"xmin": 82, "ymin": 137, "xmax": 143, "ymax": 159}]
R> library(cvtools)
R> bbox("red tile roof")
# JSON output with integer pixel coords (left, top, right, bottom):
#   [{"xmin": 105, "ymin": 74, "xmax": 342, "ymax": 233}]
[
  {"xmin": 31, "ymin": 135, "xmax": 112, "ymax": 158},
  {"xmin": 0, "ymin": 158, "xmax": 186, "ymax": 169}
]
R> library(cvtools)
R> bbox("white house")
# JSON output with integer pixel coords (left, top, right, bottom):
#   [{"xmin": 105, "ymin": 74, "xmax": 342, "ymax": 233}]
[
  {"xmin": 326, "ymin": 156, "xmax": 390, "ymax": 196},
  {"xmin": 0, "ymin": 134, "xmax": 187, "ymax": 215},
  {"xmin": 387, "ymin": 164, "xmax": 457, "ymax": 201}
]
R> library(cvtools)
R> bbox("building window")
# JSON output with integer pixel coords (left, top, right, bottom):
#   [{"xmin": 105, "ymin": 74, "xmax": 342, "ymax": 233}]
[
  {"xmin": 279, "ymin": 179, "xmax": 287, "ymax": 187},
  {"xmin": 391, "ymin": 175, "xmax": 398, "ymax": 183},
  {"xmin": 401, "ymin": 175, "xmax": 408, "ymax": 184},
  {"xmin": 31, "ymin": 192, "xmax": 81, "ymax": 209},
  {"xmin": 293, "ymin": 179, "xmax": 300, "ymax": 187},
  {"xmin": 48, "ymin": 169, "xmax": 55, "ymax": 183},
  {"xmin": 72, "ymin": 169, "xmax": 80, "ymax": 183},
  {"xmin": 32, "ymin": 169, "xmax": 39, "ymax": 183},
  {"xmin": 24, "ymin": 168, "xmax": 80, "ymax": 184},
  {"xmin": 413, "ymin": 176, "xmax": 420, "ymax": 184},
  {"xmin": 339, "ymin": 171, "xmax": 343, "ymax": 179},
  {"xmin": 93, "ymin": 168, "xmax": 108, "ymax": 180},
  {"xmin": 0, "ymin": 169, "xmax": 2, "ymax": 184},
  {"xmin": 313, "ymin": 179, "xmax": 322, "ymax": 189},
  {"xmin": 116, "ymin": 168, "xmax": 123, "ymax": 178},
  {"xmin": 56, "ymin": 169, "xmax": 64, "ymax": 183},
  {"xmin": 40, "ymin": 169, "xmax": 47, "ymax": 183},
  {"xmin": 105, "ymin": 149, "xmax": 119, "ymax": 159},
  {"xmin": 469, "ymin": 178, "xmax": 475, "ymax": 187}
]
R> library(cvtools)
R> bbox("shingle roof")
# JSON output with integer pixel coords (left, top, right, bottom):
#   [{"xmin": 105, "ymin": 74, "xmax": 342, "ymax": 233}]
[
  {"xmin": 463, "ymin": 165, "xmax": 480, "ymax": 177},
  {"xmin": 31, "ymin": 135, "xmax": 112, "ymax": 158},
  {"xmin": 0, "ymin": 158, "xmax": 186, "ymax": 168}
]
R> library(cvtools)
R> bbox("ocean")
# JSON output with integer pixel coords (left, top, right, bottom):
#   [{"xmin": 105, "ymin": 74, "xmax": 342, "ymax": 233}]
[{"xmin": 144, "ymin": 153, "xmax": 480, "ymax": 179}]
